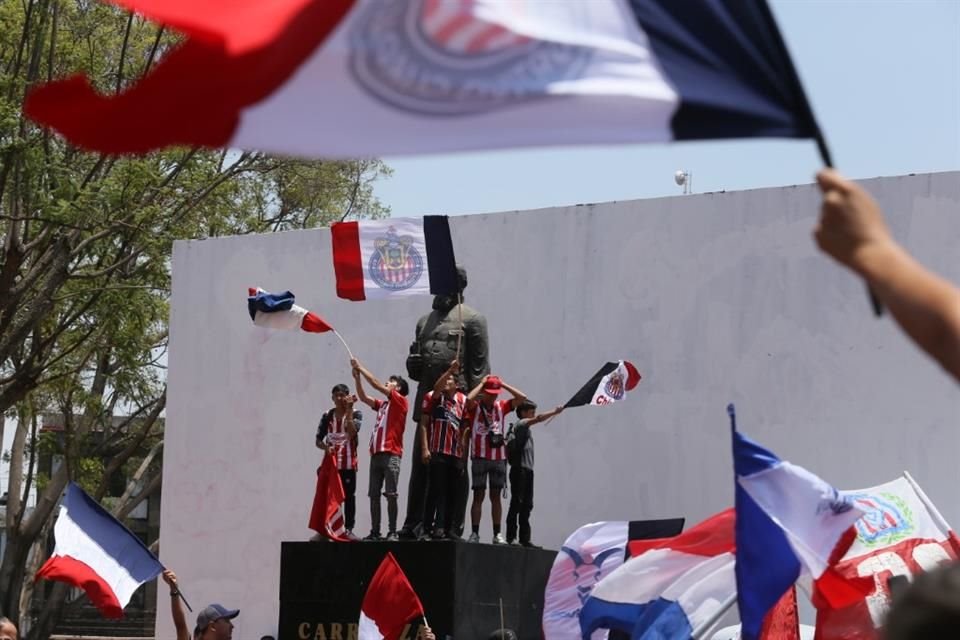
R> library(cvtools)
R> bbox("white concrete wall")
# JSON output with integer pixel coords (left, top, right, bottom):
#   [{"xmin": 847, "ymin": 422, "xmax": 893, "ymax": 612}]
[{"xmin": 158, "ymin": 172, "xmax": 960, "ymax": 639}]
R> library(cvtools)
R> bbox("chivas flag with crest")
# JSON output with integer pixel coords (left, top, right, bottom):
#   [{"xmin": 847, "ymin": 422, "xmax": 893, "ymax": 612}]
[
  {"xmin": 331, "ymin": 216, "xmax": 457, "ymax": 301},
  {"xmin": 813, "ymin": 474, "xmax": 960, "ymax": 640},
  {"xmin": 24, "ymin": 0, "xmax": 827, "ymax": 159},
  {"xmin": 564, "ymin": 361, "xmax": 641, "ymax": 408}
]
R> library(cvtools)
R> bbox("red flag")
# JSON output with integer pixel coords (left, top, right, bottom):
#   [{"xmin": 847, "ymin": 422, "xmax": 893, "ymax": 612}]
[
  {"xmin": 358, "ymin": 553, "xmax": 424, "ymax": 640},
  {"xmin": 308, "ymin": 454, "xmax": 348, "ymax": 541},
  {"xmin": 760, "ymin": 586, "xmax": 800, "ymax": 640}
]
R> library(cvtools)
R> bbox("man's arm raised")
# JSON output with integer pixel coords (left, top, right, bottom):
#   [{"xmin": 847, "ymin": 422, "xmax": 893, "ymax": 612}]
[{"xmin": 815, "ymin": 169, "xmax": 960, "ymax": 382}]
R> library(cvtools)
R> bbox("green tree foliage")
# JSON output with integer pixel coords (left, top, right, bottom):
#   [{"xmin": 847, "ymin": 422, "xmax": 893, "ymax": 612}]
[{"xmin": 0, "ymin": 1, "xmax": 391, "ymax": 636}]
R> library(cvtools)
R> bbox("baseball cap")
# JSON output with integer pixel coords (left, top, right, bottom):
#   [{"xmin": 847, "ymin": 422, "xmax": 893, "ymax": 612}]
[
  {"xmin": 482, "ymin": 376, "xmax": 503, "ymax": 395},
  {"xmin": 195, "ymin": 604, "xmax": 239, "ymax": 634}
]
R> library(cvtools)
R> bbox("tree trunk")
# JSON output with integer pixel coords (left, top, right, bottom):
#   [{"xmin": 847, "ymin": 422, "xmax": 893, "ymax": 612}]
[
  {"xmin": 28, "ymin": 582, "xmax": 68, "ymax": 640},
  {"xmin": 0, "ymin": 533, "xmax": 33, "ymax": 622}
]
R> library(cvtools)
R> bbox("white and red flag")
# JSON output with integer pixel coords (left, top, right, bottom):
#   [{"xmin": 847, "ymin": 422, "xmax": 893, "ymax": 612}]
[
  {"xmin": 358, "ymin": 552, "xmax": 425, "ymax": 640},
  {"xmin": 248, "ymin": 288, "xmax": 332, "ymax": 333},
  {"xmin": 564, "ymin": 361, "xmax": 641, "ymax": 408},
  {"xmin": 24, "ymin": 0, "xmax": 829, "ymax": 158},
  {"xmin": 36, "ymin": 483, "xmax": 164, "ymax": 618},
  {"xmin": 331, "ymin": 217, "xmax": 457, "ymax": 301},
  {"xmin": 813, "ymin": 474, "xmax": 960, "ymax": 640},
  {"xmin": 308, "ymin": 454, "xmax": 349, "ymax": 541}
]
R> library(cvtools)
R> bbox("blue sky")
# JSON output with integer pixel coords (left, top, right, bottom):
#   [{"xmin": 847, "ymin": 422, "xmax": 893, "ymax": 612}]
[{"xmin": 374, "ymin": 0, "xmax": 960, "ymax": 217}]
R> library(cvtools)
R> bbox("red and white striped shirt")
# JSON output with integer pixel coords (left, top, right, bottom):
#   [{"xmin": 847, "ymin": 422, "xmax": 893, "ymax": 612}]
[
  {"xmin": 423, "ymin": 390, "xmax": 467, "ymax": 457},
  {"xmin": 318, "ymin": 409, "xmax": 362, "ymax": 470},
  {"xmin": 369, "ymin": 389, "xmax": 409, "ymax": 456},
  {"xmin": 466, "ymin": 399, "xmax": 514, "ymax": 461}
]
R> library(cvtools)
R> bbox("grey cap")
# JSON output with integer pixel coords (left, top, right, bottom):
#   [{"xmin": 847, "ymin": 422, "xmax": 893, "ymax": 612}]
[{"xmin": 195, "ymin": 604, "xmax": 239, "ymax": 634}]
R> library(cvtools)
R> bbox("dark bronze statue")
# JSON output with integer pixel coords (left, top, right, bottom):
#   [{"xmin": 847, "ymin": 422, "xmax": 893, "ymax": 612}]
[{"xmin": 400, "ymin": 267, "xmax": 490, "ymax": 538}]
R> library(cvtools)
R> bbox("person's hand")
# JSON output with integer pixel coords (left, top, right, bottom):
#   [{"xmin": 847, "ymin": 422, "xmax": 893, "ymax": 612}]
[
  {"xmin": 814, "ymin": 169, "xmax": 895, "ymax": 275},
  {"xmin": 449, "ymin": 359, "xmax": 460, "ymax": 374},
  {"xmin": 555, "ymin": 405, "xmax": 564, "ymax": 414},
  {"xmin": 345, "ymin": 394, "xmax": 357, "ymax": 409},
  {"xmin": 421, "ymin": 449, "xmax": 431, "ymax": 465},
  {"xmin": 162, "ymin": 569, "xmax": 178, "ymax": 592},
  {"xmin": 350, "ymin": 357, "xmax": 360, "ymax": 370},
  {"xmin": 418, "ymin": 626, "xmax": 436, "ymax": 640}
]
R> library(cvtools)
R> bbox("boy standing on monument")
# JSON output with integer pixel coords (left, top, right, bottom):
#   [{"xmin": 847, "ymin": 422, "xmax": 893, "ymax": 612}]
[
  {"xmin": 461, "ymin": 375, "xmax": 527, "ymax": 544},
  {"xmin": 420, "ymin": 360, "xmax": 468, "ymax": 539},
  {"xmin": 352, "ymin": 358, "xmax": 409, "ymax": 541},
  {"xmin": 315, "ymin": 383, "xmax": 363, "ymax": 540},
  {"xmin": 505, "ymin": 400, "xmax": 564, "ymax": 547}
]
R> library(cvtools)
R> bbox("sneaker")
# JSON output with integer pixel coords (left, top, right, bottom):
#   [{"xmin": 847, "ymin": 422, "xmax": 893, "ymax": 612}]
[
  {"xmin": 345, "ymin": 530, "xmax": 361, "ymax": 542},
  {"xmin": 520, "ymin": 541, "xmax": 542, "ymax": 549},
  {"xmin": 418, "ymin": 530, "xmax": 433, "ymax": 541},
  {"xmin": 493, "ymin": 533, "xmax": 507, "ymax": 545},
  {"xmin": 398, "ymin": 527, "xmax": 418, "ymax": 540},
  {"xmin": 467, "ymin": 532, "xmax": 480, "ymax": 543},
  {"xmin": 506, "ymin": 538, "xmax": 516, "ymax": 546},
  {"xmin": 363, "ymin": 532, "xmax": 383, "ymax": 541},
  {"xmin": 386, "ymin": 531, "xmax": 400, "ymax": 541},
  {"xmin": 309, "ymin": 533, "xmax": 324, "ymax": 542},
  {"xmin": 445, "ymin": 531, "xmax": 462, "ymax": 541}
]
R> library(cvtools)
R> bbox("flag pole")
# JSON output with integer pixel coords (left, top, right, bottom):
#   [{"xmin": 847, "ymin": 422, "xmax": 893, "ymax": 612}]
[
  {"xmin": 903, "ymin": 471, "xmax": 953, "ymax": 532},
  {"xmin": 177, "ymin": 589, "xmax": 194, "ymax": 613},
  {"xmin": 332, "ymin": 328, "xmax": 355, "ymax": 360},
  {"xmin": 160, "ymin": 567, "xmax": 194, "ymax": 612},
  {"xmin": 499, "ymin": 596, "xmax": 505, "ymax": 638},
  {"xmin": 690, "ymin": 591, "xmax": 737, "ymax": 640},
  {"xmin": 455, "ymin": 292, "xmax": 464, "ymax": 361},
  {"xmin": 814, "ymin": 134, "xmax": 883, "ymax": 317},
  {"xmin": 753, "ymin": 0, "xmax": 882, "ymax": 318}
]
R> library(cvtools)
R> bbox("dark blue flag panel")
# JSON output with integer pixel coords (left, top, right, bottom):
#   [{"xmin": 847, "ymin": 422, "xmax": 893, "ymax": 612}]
[{"xmin": 627, "ymin": 0, "xmax": 824, "ymax": 148}]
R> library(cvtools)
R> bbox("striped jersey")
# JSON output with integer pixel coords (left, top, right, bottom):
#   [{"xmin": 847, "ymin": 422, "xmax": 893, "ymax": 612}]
[
  {"xmin": 422, "ymin": 390, "xmax": 467, "ymax": 457},
  {"xmin": 369, "ymin": 389, "xmax": 409, "ymax": 456},
  {"xmin": 467, "ymin": 398, "xmax": 514, "ymax": 461},
  {"xmin": 317, "ymin": 409, "xmax": 362, "ymax": 470}
]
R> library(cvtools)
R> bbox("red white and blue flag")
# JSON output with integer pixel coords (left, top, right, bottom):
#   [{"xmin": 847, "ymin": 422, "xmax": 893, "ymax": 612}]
[
  {"xmin": 24, "ymin": 0, "xmax": 825, "ymax": 158},
  {"xmin": 730, "ymin": 405, "xmax": 872, "ymax": 640},
  {"xmin": 247, "ymin": 288, "xmax": 333, "ymax": 333},
  {"xmin": 565, "ymin": 361, "xmax": 641, "ymax": 408},
  {"xmin": 36, "ymin": 483, "xmax": 164, "ymax": 618},
  {"xmin": 579, "ymin": 510, "xmax": 736, "ymax": 639},
  {"xmin": 331, "ymin": 217, "xmax": 457, "ymax": 301}
]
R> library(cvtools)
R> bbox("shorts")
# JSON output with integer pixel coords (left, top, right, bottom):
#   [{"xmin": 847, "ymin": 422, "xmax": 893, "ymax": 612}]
[
  {"xmin": 471, "ymin": 458, "xmax": 507, "ymax": 491},
  {"xmin": 368, "ymin": 452, "xmax": 401, "ymax": 498}
]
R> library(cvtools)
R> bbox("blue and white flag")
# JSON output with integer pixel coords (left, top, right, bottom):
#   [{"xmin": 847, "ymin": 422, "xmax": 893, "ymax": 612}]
[
  {"xmin": 37, "ymin": 483, "xmax": 164, "ymax": 618},
  {"xmin": 26, "ymin": 0, "xmax": 827, "ymax": 158},
  {"xmin": 730, "ymin": 405, "xmax": 871, "ymax": 640}
]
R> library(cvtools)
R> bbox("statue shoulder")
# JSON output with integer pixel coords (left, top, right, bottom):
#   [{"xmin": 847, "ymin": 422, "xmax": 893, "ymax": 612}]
[{"xmin": 460, "ymin": 304, "xmax": 487, "ymax": 323}]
